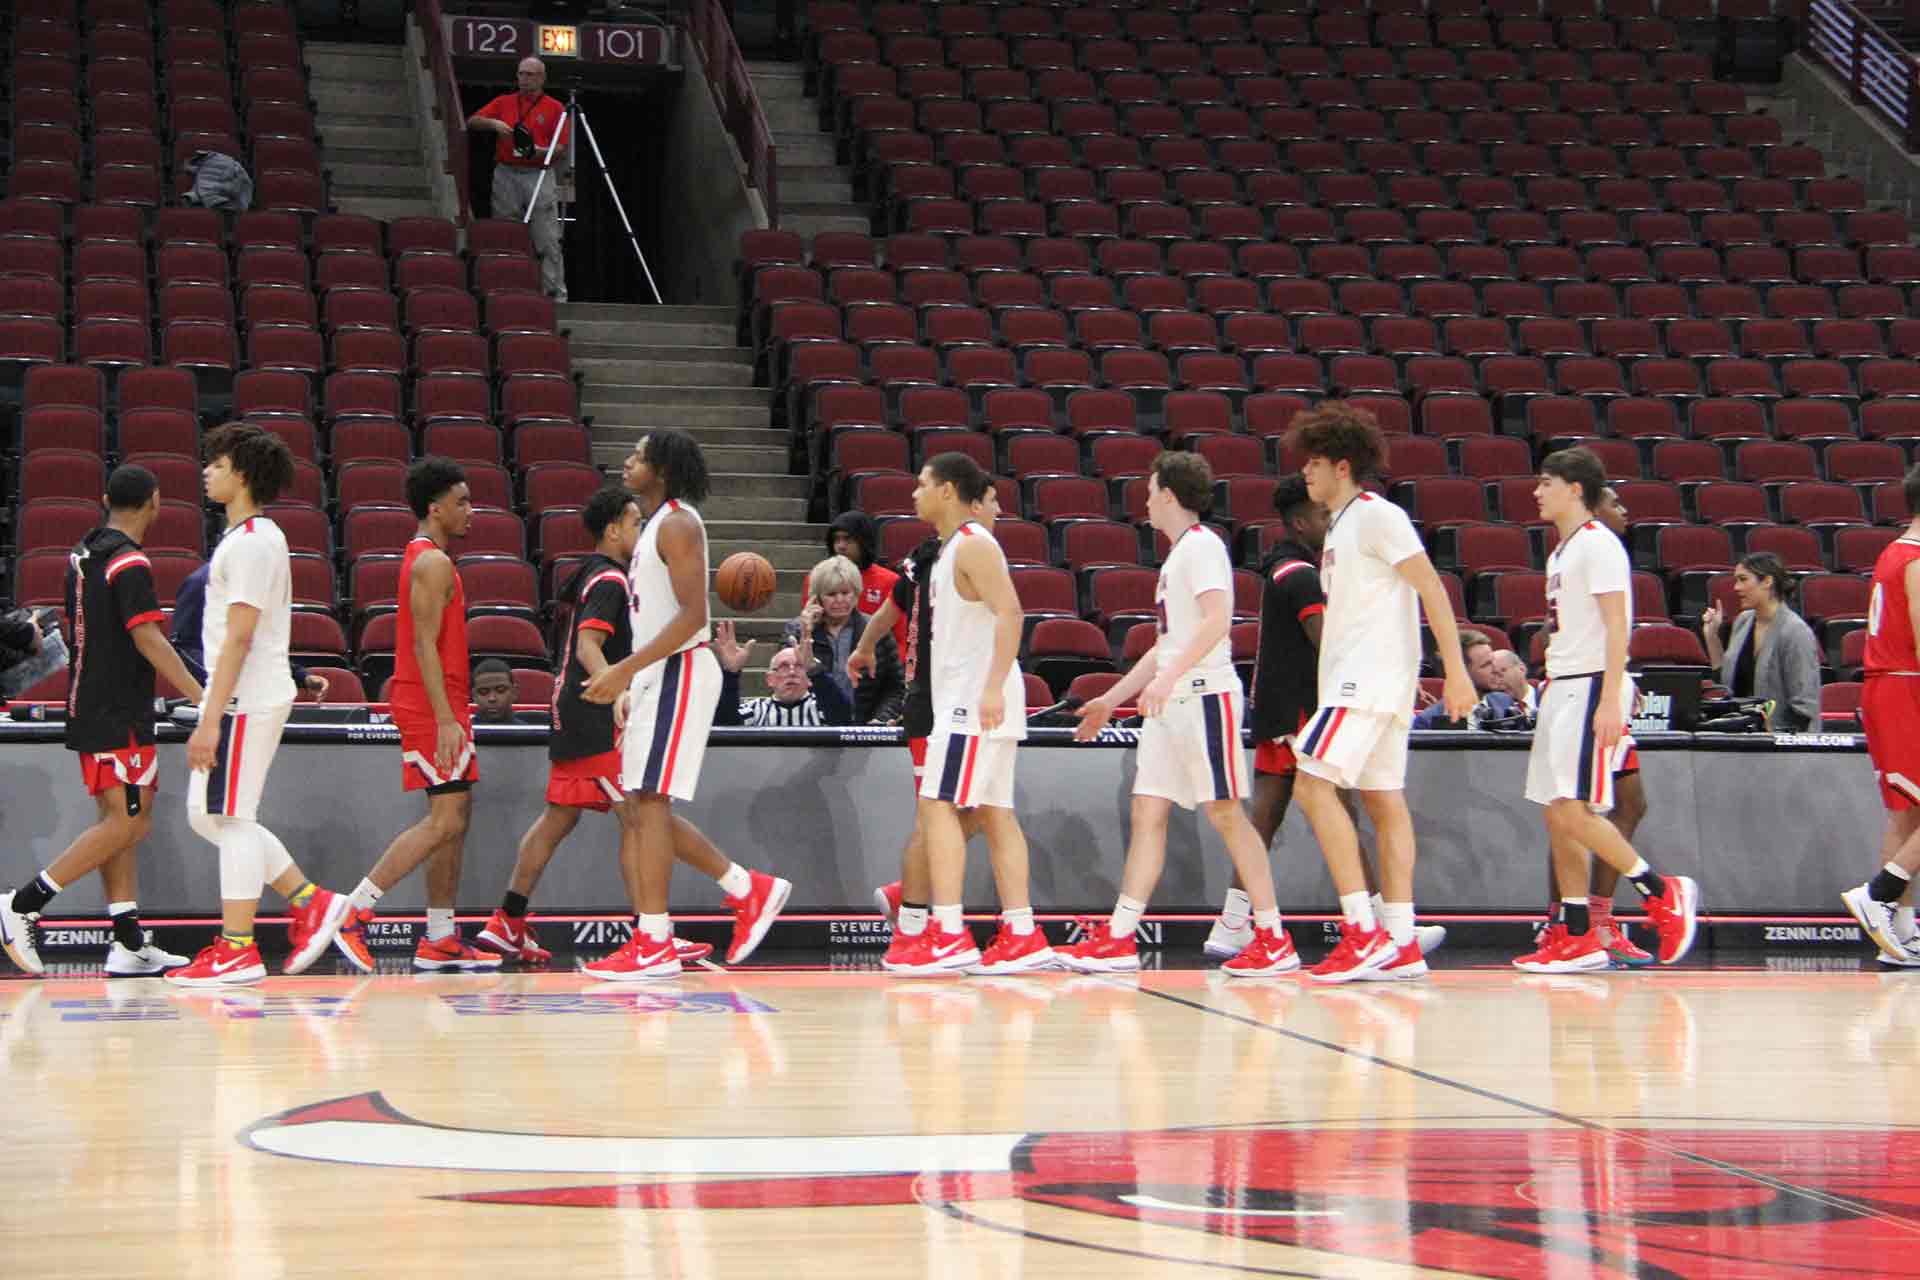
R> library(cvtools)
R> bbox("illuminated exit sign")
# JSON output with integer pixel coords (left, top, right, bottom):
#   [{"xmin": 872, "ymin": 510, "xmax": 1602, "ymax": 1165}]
[{"xmin": 538, "ymin": 24, "xmax": 578, "ymax": 57}]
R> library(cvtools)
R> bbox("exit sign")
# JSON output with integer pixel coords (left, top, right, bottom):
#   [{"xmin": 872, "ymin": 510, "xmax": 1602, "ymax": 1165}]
[{"xmin": 538, "ymin": 24, "xmax": 578, "ymax": 57}]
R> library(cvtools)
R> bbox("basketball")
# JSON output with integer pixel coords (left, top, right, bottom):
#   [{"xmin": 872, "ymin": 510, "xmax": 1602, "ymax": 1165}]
[{"xmin": 715, "ymin": 551, "xmax": 778, "ymax": 612}]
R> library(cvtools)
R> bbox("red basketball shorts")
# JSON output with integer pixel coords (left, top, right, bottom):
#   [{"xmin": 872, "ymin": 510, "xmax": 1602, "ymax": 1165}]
[
  {"xmin": 78, "ymin": 736, "xmax": 157, "ymax": 798},
  {"xmin": 396, "ymin": 714, "xmax": 478, "ymax": 793},
  {"xmin": 547, "ymin": 751, "xmax": 623, "ymax": 812},
  {"xmin": 1864, "ymin": 676, "xmax": 1920, "ymax": 810}
]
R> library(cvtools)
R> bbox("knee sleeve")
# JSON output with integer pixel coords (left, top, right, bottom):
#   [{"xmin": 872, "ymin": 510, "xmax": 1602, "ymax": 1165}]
[
  {"xmin": 256, "ymin": 824, "xmax": 295, "ymax": 881},
  {"xmin": 217, "ymin": 820, "xmax": 269, "ymax": 902},
  {"xmin": 189, "ymin": 807, "xmax": 225, "ymax": 845}
]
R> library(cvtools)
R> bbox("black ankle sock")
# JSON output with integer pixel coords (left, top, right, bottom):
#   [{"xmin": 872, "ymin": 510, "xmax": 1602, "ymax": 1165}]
[
  {"xmin": 1564, "ymin": 902, "xmax": 1591, "ymax": 936},
  {"xmin": 1628, "ymin": 867, "xmax": 1667, "ymax": 900},
  {"xmin": 502, "ymin": 891, "xmax": 530, "ymax": 918},
  {"xmin": 1870, "ymin": 868, "xmax": 1911, "ymax": 904},
  {"xmin": 12, "ymin": 873, "xmax": 57, "ymax": 917},
  {"xmin": 110, "ymin": 906, "xmax": 143, "ymax": 952}
]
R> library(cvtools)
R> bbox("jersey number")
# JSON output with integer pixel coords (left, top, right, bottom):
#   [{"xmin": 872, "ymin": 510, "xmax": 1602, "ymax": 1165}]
[{"xmin": 1870, "ymin": 582, "xmax": 1885, "ymax": 636}]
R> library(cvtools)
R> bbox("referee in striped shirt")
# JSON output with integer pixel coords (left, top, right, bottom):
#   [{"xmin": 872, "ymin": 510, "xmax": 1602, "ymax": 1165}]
[{"xmin": 712, "ymin": 621, "xmax": 852, "ymax": 728}]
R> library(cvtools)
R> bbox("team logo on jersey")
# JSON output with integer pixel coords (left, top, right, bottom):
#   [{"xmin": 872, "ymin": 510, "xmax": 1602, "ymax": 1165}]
[{"xmin": 244, "ymin": 1095, "xmax": 1908, "ymax": 1276}]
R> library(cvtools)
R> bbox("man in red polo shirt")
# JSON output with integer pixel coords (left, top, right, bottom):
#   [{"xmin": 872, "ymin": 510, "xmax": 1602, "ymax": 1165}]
[{"xmin": 469, "ymin": 57, "xmax": 570, "ymax": 302}]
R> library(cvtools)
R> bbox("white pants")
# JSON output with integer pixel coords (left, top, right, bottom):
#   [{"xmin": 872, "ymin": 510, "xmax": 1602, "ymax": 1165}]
[
  {"xmin": 621, "ymin": 647, "xmax": 721, "ymax": 803},
  {"xmin": 1133, "ymin": 690, "xmax": 1248, "ymax": 809},
  {"xmin": 1294, "ymin": 705, "xmax": 1410, "ymax": 792}
]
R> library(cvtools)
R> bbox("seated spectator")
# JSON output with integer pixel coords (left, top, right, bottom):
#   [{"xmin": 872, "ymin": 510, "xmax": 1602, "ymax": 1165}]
[
  {"xmin": 786, "ymin": 554, "xmax": 906, "ymax": 725},
  {"xmin": 1413, "ymin": 627, "xmax": 1497, "ymax": 728},
  {"xmin": 1471, "ymin": 649, "xmax": 1538, "ymax": 728},
  {"xmin": 1700, "ymin": 551, "xmax": 1821, "ymax": 732},
  {"xmin": 172, "ymin": 559, "xmax": 328, "ymax": 700},
  {"xmin": 0, "ymin": 608, "xmax": 66, "ymax": 700},
  {"xmin": 472, "ymin": 657, "xmax": 519, "ymax": 724},
  {"xmin": 713, "ymin": 621, "xmax": 851, "ymax": 726}
]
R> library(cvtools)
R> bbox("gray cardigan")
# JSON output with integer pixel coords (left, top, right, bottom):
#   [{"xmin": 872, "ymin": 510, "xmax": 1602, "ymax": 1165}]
[{"xmin": 1720, "ymin": 606, "xmax": 1822, "ymax": 731}]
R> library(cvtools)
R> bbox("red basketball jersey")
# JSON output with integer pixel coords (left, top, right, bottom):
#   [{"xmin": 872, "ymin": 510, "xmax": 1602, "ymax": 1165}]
[
  {"xmin": 390, "ymin": 534, "xmax": 469, "ymax": 720},
  {"xmin": 1865, "ymin": 535, "xmax": 1920, "ymax": 676}
]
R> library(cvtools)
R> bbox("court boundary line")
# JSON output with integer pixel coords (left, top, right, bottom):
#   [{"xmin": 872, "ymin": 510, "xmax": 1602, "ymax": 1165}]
[{"xmin": 1134, "ymin": 983, "xmax": 1920, "ymax": 1237}]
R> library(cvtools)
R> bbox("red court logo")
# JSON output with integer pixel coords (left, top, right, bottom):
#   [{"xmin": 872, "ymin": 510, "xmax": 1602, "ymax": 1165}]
[{"xmin": 246, "ymin": 1093, "xmax": 1919, "ymax": 1279}]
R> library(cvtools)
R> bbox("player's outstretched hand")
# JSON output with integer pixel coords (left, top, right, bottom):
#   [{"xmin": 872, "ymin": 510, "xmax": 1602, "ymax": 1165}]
[
  {"xmin": 978, "ymin": 688, "xmax": 1005, "ymax": 732},
  {"xmin": 712, "ymin": 620, "xmax": 754, "ymax": 674},
  {"xmin": 582, "ymin": 665, "xmax": 625, "ymax": 704},
  {"xmin": 1073, "ymin": 697, "xmax": 1114, "ymax": 741},
  {"xmin": 186, "ymin": 720, "xmax": 218, "ymax": 772},
  {"xmin": 1442, "ymin": 670, "xmax": 1477, "ymax": 722},
  {"xmin": 846, "ymin": 647, "xmax": 875, "ymax": 686},
  {"xmin": 434, "ymin": 718, "xmax": 464, "ymax": 776}
]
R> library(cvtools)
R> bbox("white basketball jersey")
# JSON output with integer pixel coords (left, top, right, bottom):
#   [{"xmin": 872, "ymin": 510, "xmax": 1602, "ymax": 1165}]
[
  {"xmin": 204, "ymin": 515, "xmax": 296, "ymax": 711},
  {"xmin": 1544, "ymin": 521, "xmax": 1632, "ymax": 677},
  {"xmin": 1155, "ymin": 524, "xmax": 1240, "ymax": 699},
  {"xmin": 628, "ymin": 499, "xmax": 711, "ymax": 661},
  {"xmin": 930, "ymin": 521, "xmax": 1027, "ymax": 740},
  {"xmin": 1317, "ymin": 492, "xmax": 1425, "ymax": 718}
]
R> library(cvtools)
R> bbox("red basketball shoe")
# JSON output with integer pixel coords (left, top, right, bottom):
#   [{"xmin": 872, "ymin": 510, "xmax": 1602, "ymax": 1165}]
[
  {"xmin": 582, "ymin": 930, "xmax": 682, "ymax": 981},
  {"xmin": 283, "ymin": 887, "xmax": 352, "ymax": 975},
  {"xmin": 874, "ymin": 881, "xmax": 903, "ymax": 928},
  {"xmin": 166, "ymin": 936, "xmax": 267, "ymax": 987},
  {"xmin": 1514, "ymin": 925, "xmax": 1609, "ymax": 973},
  {"xmin": 724, "ymin": 871, "xmax": 792, "ymax": 965},
  {"xmin": 413, "ymin": 933, "xmax": 505, "ymax": 972},
  {"xmin": 333, "ymin": 908, "xmax": 375, "ymax": 974},
  {"xmin": 675, "ymin": 938, "xmax": 714, "ymax": 964},
  {"xmin": 1222, "ymin": 925, "xmax": 1300, "ymax": 977},
  {"xmin": 971, "ymin": 925, "xmax": 1056, "ymax": 974},
  {"xmin": 1306, "ymin": 925, "xmax": 1394, "ymax": 983},
  {"xmin": 1360, "ymin": 939, "xmax": 1429, "ymax": 982},
  {"xmin": 1598, "ymin": 923, "xmax": 1654, "ymax": 968},
  {"xmin": 881, "ymin": 927, "xmax": 978, "ymax": 977},
  {"xmin": 1055, "ymin": 919, "xmax": 1140, "ymax": 973},
  {"xmin": 477, "ymin": 910, "xmax": 553, "ymax": 966},
  {"xmin": 1642, "ymin": 874, "xmax": 1700, "ymax": 964}
]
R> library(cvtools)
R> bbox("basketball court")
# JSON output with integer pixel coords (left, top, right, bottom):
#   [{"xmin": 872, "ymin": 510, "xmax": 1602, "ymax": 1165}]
[{"xmin": 5, "ymin": 949, "xmax": 1913, "ymax": 1277}]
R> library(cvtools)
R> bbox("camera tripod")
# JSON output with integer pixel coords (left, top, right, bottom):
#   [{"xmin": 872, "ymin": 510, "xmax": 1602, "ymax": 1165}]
[{"xmin": 526, "ymin": 88, "xmax": 664, "ymax": 305}]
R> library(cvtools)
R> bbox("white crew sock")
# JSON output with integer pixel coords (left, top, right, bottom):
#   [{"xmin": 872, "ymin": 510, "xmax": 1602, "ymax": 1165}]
[
  {"xmin": 1339, "ymin": 890, "xmax": 1377, "ymax": 933},
  {"xmin": 716, "ymin": 862, "xmax": 752, "ymax": 898},
  {"xmin": 425, "ymin": 908, "xmax": 455, "ymax": 942},
  {"xmin": 1219, "ymin": 887, "xmax": 1251, "ymax": 931},
  {"xmin": 932, "ymin": 903, "xmax": 963, "ymax": 934},
  {"xmin": 897, "ymin": 905, "xmax": 929, "ymax": 937},
  {"xmin": 1109, "ymin": 894, "xmax": 1145, "ymax": 938},
  {"xmin": 1379, "ymin": 902, "xmax": 1414, "ymax": 948},
  {"xmin": 350, "ymin": 878, "xmax": 384, "ymax": 912},
  {"xmin": 637, "ymin": 913, "xmax": 671, "ymax": 942},
  {"xmin": 1002, "ymin": 906, "xmax": 1034, "ymax": 936}
]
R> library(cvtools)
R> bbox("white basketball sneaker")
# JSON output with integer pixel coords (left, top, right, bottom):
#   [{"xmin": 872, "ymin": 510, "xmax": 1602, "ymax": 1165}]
[{"xmin": 105, "ymin": 933, "xmax": 190, "ymax": 977}]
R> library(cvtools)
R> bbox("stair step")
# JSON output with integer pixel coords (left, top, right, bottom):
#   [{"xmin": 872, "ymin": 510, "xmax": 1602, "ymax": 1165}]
[
  {"xmin": 594, "ymin": 424, "xmax": 785, "ymax": 448},
  {"xmin": 328, "ymin": 163, "xmax": 433, "ymax": 191},
  {"xmin": 569, "ymin": 343, "xmax": 752, "ymax": 364},
  {"xmin": 317, "ymin": 111, "xmax": 416, "ymax": 131},
  {"xmin": 325, "ymin": 147, "xmax": 422, "ymax": 169},
  {"xmin": 708, "ymin": 519, "xmax": 830, "ymax": 541},
  {"xmin": 782, "ymin": 181, "xmax": 856, "ymax": 204},
  {"xmin": 703, "ymin": 495, "xmax": 810, "ymax": 520},
  {"xmin": 331, "ymin": 196, "xmax": 439, "ymax": 221},
  {"xmin": 771, "ymin": 135, "xmax": 838, "ymax": 165},
  {"xmin": 708, "ymin": 472, "xmax": 811, "ymax": 498},
  {"xmin": 781, "ymin": 212, "xmax": 874, "ymax": 238},
  {"xmin": 582, "ymin": 384, "xmax": 771, "ymax": 407},
  {"xmin": 688, "ymin": 445, "xmax": 791, "ymax": 473},
  {"xmin": 586, "ymin": 403, "xmax": 772, "ymax": 428},
  {"xmin": 575, "ymin": 358, "xmax": 757, "ymax": 387},
  {"xmin": 319, "ymin": 125, "xmax": 420, "ymax": 150},
  {"xmin": 563, "ymin": 319, "xmax": 739, "ymax": 347},
  {"xmin": 710, "ymin": 539, "xmax": 829, "ymax": 569},
  {"xmin": 711, "ymin": 591, "xmax": 805, "ymax": 618},
  {"xmin": 560, "ymin": 302, "xmax": 734, "ymax": 323}
]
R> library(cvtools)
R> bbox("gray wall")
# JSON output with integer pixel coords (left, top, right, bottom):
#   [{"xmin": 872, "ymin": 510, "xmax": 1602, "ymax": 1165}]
[
  {"xmin": 656, "ymin": 51, "xmax": 769, "ymax": 307},
  {"xmin": 0, "ymin": 726, "xmax": 1880, "ymax": 914}
]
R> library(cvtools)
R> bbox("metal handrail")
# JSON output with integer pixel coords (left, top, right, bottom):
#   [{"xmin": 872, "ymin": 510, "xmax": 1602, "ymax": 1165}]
[
  {"xmin": 688, "ymin": 0, "xmax": 779, "ymax": 224},
  {"xmin": 1806, "ymin": 0, "xmax": 1920, "ymax": 149},
  {"xmin": 415, "ymin": 0, "xmax": 473, "ymax": 222}
]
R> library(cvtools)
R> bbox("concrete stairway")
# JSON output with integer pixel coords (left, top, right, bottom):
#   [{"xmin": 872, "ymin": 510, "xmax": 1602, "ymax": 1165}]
[
  {"xmin": 305, "ymin": 41, "xmax": 438, "ymax": 221},
  {"xmin": 568, "ymin": 302, "xmax": 824, "ymax": 680},
  {"xmin": 1757, "ymin": 82, "xmax": 1920, "ymax": 224},
  {"xmin": 744, "ymin": 60, "xmax": 869, "ymax": 241}
]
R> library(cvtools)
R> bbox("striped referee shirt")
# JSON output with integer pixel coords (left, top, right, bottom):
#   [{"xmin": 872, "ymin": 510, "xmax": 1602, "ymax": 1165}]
[{"xmin": 735, "ymin": 695, "xmax": 830, "ymax": 728}]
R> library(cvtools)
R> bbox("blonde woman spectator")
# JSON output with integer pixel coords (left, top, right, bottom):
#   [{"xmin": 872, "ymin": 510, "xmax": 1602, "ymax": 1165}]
[{"xmin": 786, "ymin": 555, "xmax": 906, "ymax": 725}]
